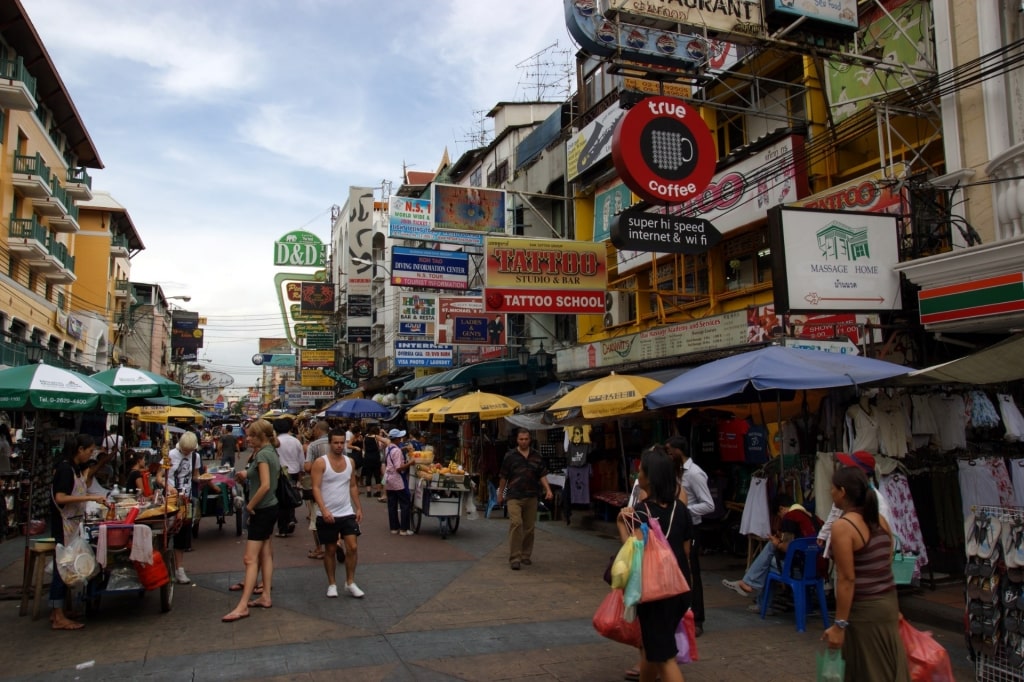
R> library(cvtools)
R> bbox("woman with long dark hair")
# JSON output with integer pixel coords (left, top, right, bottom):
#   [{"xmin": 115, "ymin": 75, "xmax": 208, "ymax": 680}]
[
  {"xmin": 821, "ymin": 465, "xmax": 909, "ymax": 681},
  {"xmin": 617, "ymin": 445, "xmax": 693, "ymax": 682},
  {"xmin": 222, "ymin": 419, "xmax": 281, "ymax": 622},
  {"xmin": 49, "ymin": 433, "xmax": 111, "ymax": 630}
]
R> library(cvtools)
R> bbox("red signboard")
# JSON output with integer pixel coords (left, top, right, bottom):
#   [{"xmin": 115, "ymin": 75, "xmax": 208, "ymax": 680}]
[
  {"xmin": 483, "ymin": 288, "xmax": 606, "ymax": 314},
  {"xmin": 612, "ymin": 96, "xmax": 716, "ymax": 204}
]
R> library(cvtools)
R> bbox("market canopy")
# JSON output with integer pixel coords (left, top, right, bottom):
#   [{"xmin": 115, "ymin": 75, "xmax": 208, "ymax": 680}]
[
  {"xmin": 893, "ymin": 334, "xmax": 1024, "ymax": 385},
  {"xmin": 546, "ymin": 372, "xmax": 664, "ymax": 421},
  {"xmin": 431, "ymin": 391, "xmax": 521, "ymax": 422},
  {"xmin": 127, "ymin": 405, "xmax": 205, "ymax": 423},
  {"xmin": 323, "ymin": 398, "xmax": 390, "ymax": 419},
  {"xmin": 647, "ymin": 345, "xmax": 910, "ymax": 409},
  {"xmin": 399, "ymin": 359, "xmax": 526, "ymax": 391},
  {"xmin": 0, "ymin": 363, "xmax": 128, "ymax": 412},
  {"xmin": 91, "ymin": 366, "xmax": 181, "ymax": 398}
]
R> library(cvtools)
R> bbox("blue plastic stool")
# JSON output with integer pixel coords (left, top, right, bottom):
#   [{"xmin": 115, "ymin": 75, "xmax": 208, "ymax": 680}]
[
  {"xmin": 760, "ymin": 536, "xmax": 829, "ymax": 632},
  {"xmin": 486, "ymin": 481, "xmax": 506, "ymax": 519}
]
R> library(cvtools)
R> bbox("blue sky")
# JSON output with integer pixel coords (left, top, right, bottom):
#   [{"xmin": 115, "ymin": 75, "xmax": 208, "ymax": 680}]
[{"xmin": 23, "ymin": 0, "xmax": 573, "ymax": 387}]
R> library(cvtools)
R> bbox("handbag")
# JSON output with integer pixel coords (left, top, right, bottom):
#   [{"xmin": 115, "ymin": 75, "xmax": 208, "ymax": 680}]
[
  {"xmin": 640, "ymin": 503, "xmax": 691, "ymax": 603},
  {"xmin": 592, "ymin": 588, "xmax": 642, "ymax": 648},
  {"xmin": 276, "ymin": 472, "xmax": 302, "ymax": 510},
  {"xmin": 675, "ymin": 610, "xmax": 699, "ymax": 663},
  {"xmin": 898, "ymin": 615, "xmax": 955, "ymax": 682}
]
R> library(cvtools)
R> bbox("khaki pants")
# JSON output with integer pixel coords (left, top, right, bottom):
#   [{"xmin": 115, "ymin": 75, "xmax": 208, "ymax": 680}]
[{"xmin": 506, "ymin": 497, "xmax": 538, "ymax": 563}]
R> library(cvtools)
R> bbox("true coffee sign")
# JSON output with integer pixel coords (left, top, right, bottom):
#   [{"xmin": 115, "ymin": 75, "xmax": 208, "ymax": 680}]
[
  {"xmin": 612, "ymin": 96, "xmax": 716, "ymax": 204},
  {"xmin": 611, "ymin": 209, "xmax": 722, "ymax": 254}
]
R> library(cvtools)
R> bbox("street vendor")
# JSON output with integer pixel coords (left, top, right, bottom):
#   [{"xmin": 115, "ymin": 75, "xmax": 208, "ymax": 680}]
[
  {"xmin": 160, "ymin": 432, "xmax": 203, "ymax": 585},
  {"xmin": 50, "ymin": 433, "xmax": 112, "ymax": 631}
]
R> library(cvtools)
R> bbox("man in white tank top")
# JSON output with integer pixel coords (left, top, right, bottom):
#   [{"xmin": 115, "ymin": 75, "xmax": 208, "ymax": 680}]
[{"xmin": 311, "ymin": 428, "xmax": 365, "ymax": 599}]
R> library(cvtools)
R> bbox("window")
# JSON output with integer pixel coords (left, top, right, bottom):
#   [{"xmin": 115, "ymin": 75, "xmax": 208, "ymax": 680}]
[
  {"xmin": 717, "ymin": 112, "xmax": 746, "ymax": 159},
  {"xmin": 682, "ymin": 254, "xmax": 709, "ymax": 296},
  {"xmin": 722, "ymin": 230, "xmax": 771, "ymax": 291}
]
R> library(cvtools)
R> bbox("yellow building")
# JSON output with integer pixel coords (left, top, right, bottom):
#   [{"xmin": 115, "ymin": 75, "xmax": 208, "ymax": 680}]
[{"xmin": 0, "ymin": 2, "xmax": 104, "ymax": 370}]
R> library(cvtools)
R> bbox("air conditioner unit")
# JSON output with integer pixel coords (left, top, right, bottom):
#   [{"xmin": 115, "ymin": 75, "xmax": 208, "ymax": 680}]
[{"xmin": 603, "ymin": 291, "xmax": 630, "ymax": 328}]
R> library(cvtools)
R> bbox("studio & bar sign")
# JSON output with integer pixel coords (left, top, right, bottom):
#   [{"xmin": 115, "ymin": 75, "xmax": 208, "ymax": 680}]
[{"xmin": 610, "ymin": 209, "xmax": 721, "ymax": 254}]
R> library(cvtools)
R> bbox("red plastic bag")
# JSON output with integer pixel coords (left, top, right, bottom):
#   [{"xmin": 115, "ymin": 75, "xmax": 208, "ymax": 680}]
[
  {"xmin": 593, "ymin": 589, "xmax": 642, "ymax": 648},
  {"xmin": 641, "ymin": 516, "xmax": 690, "ymax": 603},
  {"xmin": 899, "ymin": 615, "xmax": 955, "ymax": 682},
  {"xmin": 133, "ymin": 549, "xmax": 169, "ymax": 590},
  {"xmin": 675, "ymin": 610, "xmax": 700, "ymax": 663}
]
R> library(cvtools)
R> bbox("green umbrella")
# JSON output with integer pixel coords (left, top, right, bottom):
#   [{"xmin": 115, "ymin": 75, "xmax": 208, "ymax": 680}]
[
  {"xmin": 144, "ymin": 395, "xmax": 201, "ymax": 407},
  {"xmin": 0, "ymin": 363, "xmax": 127, "ymax": 412},
  {"xmin": 91, "ymin": 366, "xmax": 182, "ymax": 398}
]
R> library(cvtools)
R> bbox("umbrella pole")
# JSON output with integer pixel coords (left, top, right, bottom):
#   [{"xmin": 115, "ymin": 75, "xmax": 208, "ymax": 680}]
[
  {"xmin": 21, "ymin": 412, "xmax": 39, "ymax": 603},
  {"xmin": 777, "ymin": 393, "xmax": 783, "ymax": 479},
  {"xmin": 617, "ymin": 420, "xmax": 628, "ymax": 493}
]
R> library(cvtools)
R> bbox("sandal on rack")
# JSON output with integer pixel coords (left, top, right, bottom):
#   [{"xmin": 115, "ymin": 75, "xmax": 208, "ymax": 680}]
[
  {"xmin": 979, "ymin": 516, "xmax": 1002, "ymax": 560},
  {"xmin": 966, "ymin": 513, "xmax": 981, "ymax": 558}
]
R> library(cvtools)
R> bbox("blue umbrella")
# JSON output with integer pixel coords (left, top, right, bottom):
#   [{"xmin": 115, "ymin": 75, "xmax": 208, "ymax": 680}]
[
  {"xmin": 646, "ymin": 345, "xmax": 909, "ymax": 409},
  {"xmin": 323, "ymin": 398, "xmax": 390, "ymax": 419}
]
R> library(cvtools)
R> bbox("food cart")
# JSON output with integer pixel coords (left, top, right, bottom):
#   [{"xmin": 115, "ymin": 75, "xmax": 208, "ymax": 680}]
[
  {"xmin": 80, "ymin": 501, "xmax": 180, "ymax": 615},
  {"xmin": 196, "ymin": 469, "xmax": 242, "ymax": 536},
  {"xmin": 411, "ymin": 474, "xmax": 471, "ymax": 539}
]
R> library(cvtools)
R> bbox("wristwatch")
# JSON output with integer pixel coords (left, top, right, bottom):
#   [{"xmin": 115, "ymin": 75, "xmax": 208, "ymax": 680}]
[{"xmin": 834, "ymin": 619, "xmax": 849, "ymax": 629}]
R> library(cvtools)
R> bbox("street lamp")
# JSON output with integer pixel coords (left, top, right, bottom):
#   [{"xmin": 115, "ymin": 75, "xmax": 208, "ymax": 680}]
[
  {"xmin": 25, "ymin": 342, "xmax": 44, "ymax": 364},
  {"xmin": 517, "ymin": 341, "xmax": 554, "ymax": 393}
]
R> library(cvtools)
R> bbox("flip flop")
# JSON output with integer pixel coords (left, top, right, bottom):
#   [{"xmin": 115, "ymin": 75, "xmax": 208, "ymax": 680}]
[
  {"xmin": 307, "ymin": 549, "xmax": 325, "ymax": 560},
  {"xmin": 979, "ymin": 516, "xmax": 1002, "ymax": 560},
  {"xmin": 51, "ymin": 621, "xmax": 85, "ymax": 631},
  {"xmin": 1014, "ymin": 524, "xmax": 1024, "ymax": 569},
  {"xmin": 247, "ymin": 600, "xmax": 272, "ymax": 609},
  {"xmin": 968, "ymin": 575, "xmax": 983, "ymax": 601},
  {"xmin": 966, "ymin": 513, "xmax": 980, "ymax": 558},
  {"xmin": 221, "ymin": 612, "xmax": 250, "ymax": 623},
  {"xmin": 1003, "ymin": 519, "xmax": 1017, "ymax": 569},
  {"xmin": 228, "ymin": 582, "xmax": 264, "ymax": 594}
]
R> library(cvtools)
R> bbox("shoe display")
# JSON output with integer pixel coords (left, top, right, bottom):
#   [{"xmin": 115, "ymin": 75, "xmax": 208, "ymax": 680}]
[
  {"xmin": 326, "ymin": 584, "xmax": 338, "ymax": 598},
  {"xmin": 175, "ymin": 568, "xmax": 190, "ymax": 584},
  {"xmin": 345, "ymin": 582, "xmax": 365, "ymax": 598}
]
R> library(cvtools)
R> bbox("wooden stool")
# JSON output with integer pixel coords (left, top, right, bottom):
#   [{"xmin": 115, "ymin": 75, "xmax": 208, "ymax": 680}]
[{"xmin": 20, "ymin": 544, "xmax": 56, "ymax": 620}]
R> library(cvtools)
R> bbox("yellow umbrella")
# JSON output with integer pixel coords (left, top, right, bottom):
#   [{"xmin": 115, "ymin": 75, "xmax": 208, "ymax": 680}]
[
  {"xmin": 406, "ymin": 396, "xmax": 450, "ymax": 422},
  {"xmin": 546, "ymin": 372, "xmax": 664, "ymax": 420},
  {"xmin": 261, "ymin": 409, "xmax": 296, "ymax": 419},
  {"xmin": 127, "ymin": 405, "xmax": 205, "ymax": 424},
  {"xmin": 432, "ymin": 391, "xmax": 521, "ymax": 422}
]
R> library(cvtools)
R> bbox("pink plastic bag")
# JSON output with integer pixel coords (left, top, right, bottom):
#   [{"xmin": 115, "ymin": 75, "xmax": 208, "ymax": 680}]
[
  {"xmin": 675, "ymin": 610, "xmax": 699, "ymax": 663},
  {"xmin": 899, "ymin": 616, "xmax": 954, "ymax": 682}
]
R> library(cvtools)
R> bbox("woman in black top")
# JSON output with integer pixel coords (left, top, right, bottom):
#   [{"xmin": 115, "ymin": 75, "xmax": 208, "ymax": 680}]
[
  {"xmin": 50, "ymin": 434, "xmax": 111, "ymax": 630},
  {"xmin": 617, "ymin": 445, "xmax": 693, "ymax": 682},
  {"xmin": 361, "ymin": 425, "xmax": 382, "ymax": 498},
  {"xmin": 124, "ymin": 451, "xmax": 147, "ymax": 494}
]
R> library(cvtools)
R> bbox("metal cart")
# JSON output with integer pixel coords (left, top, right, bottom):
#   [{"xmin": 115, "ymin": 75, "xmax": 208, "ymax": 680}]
[
  {"xmin": 197, "ymin": 472, "xmax": 242, "ymax": 536},
  {"xmin": 411, "ymin": 477, "xmax": 470, "ymax": 539},
  {"xmin": 81, "ymin": 514, "xmax": 178, "ymax": 616}
]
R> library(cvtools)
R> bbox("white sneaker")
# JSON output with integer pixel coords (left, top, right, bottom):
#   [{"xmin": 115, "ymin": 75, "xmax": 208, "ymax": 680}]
[
  {"xmin": 345, "ymin": 582, "xmax": 365, "ymax": 598},
  {"xmin": 326, "ymin": 584, "xmax": 338, "ymax": 598},
  {"xmin": 175, "ymin": 568, "xmax": 190, "ymax": 584},
  {"xmin": 402, "ymin": 530, "xmax": 415, "ymax": 536}
]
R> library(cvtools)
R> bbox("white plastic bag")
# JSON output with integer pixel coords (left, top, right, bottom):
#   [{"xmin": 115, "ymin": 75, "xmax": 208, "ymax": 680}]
[{"xmin": 55, "ymin": 535, "xmax": 98, "ymax": 587}]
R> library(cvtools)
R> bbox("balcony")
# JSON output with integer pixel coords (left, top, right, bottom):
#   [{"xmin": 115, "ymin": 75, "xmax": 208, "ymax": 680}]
[
  {"xmin": 43, "ymin": 238, "xmax": 76, "ymax": 284},
  {"xmin": 988, "ymin": 141, "xmax": 1024, "ymax": 241},
  {"xmin": 7, "ymin": 216, "xmax": 48, "ymax": 260},
  {"xmin": 48, "ymin": 202, "xmax": 80, "ymax": 234},
  {"xmin": 11, "ymin": 153, "xmax": 52, "ymax": 199},
  {"xmin": 114, "ymin": 278, "xmax": 131, "ymax": 299},
  {"xmin": 35, "ymin": 178, "xmax": 68, "ymax": 219},
  {"xmin": 111, "ymin": 235, "xmax": 130, "ymax": 258},
  {"xmin": 0, "ymin": 57, "xmax": 38, "ymax": 111},
  {"xmin": 65, "ymin": 167, "xmax": 93, "ymax": 201}
]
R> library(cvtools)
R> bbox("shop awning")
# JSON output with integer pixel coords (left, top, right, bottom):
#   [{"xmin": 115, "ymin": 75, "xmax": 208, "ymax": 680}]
[
  {"xmin": 896, "ymin": 334, "xmax": 1024, "ymax": 385},
  {"xmin": 505, "ymin": 381, "xmax": 583, "ymax": 413},
  {"xmin": 399, "ymin": 359, "xmax": 527, "ymax": 391}
]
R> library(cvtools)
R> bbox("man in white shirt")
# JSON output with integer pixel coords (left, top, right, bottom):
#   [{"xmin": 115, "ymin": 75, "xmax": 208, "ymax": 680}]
[
  {"xmin": 274, "ymin": 418, "xmax": 305, "ymax": 537},
  {"xmin": 311, "ymin": 428, "xmax": 364, "ymax": 599},
  {"xmin": 666, "ymin": 435, "xmax": 715, "ymax": 637}
]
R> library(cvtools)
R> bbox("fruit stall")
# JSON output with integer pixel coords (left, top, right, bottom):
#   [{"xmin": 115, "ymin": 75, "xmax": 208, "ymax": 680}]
[{"xmin": 411, "ymin": 453, "xmax": 471, "ymax": 539}]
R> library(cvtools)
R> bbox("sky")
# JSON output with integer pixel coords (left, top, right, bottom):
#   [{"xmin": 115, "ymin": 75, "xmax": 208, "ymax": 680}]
[{"xmin": 22, "ymin": 0, "xmax": 574, "ymax": 389}]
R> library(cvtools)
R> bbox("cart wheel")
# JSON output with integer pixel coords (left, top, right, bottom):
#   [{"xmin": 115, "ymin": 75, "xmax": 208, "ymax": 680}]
[
  {"xmin": 449, "ymin": 514, "xmax": 460, "ymax": 535},
  {"xmin": 412, "ymin": 510, "xmax": 422, "ymax": 534},
  {"xmin": 217, "ymin": 515, "xmax": 225, "ymax": 530},
  {"xmin": 439, "ymin": 517, "xmax": 450, "ymax": 539},
  {"xmin": 235, "ymin": 509, "xmax": 243, "ymax": 537}
]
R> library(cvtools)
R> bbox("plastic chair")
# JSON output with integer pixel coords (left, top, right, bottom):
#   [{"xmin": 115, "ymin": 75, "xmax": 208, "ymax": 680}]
[{"xmin": 760, "ymin": 536, "xmax": 829, "ymax": 632}]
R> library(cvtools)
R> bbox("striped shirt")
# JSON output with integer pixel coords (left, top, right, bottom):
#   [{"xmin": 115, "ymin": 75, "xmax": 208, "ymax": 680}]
[{"xmin": 844, "ymin": 517, "xmax": 896, "ymax": 598}]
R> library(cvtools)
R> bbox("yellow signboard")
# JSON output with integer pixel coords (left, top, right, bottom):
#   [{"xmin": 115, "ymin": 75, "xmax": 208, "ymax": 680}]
[{"xmin": 301, "ymin": 369, "xmax": 334, "ymax": 387}]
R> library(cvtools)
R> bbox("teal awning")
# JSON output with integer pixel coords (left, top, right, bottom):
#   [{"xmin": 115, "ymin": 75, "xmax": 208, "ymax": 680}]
[{"xmin": 399, "ymin": 359, "xmax": 528, "ymax": 391}]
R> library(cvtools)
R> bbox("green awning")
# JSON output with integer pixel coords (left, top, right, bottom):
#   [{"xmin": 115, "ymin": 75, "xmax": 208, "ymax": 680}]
[{"xmin": 399, "ymin": 359, "xmax": 527, "ymax": 391}]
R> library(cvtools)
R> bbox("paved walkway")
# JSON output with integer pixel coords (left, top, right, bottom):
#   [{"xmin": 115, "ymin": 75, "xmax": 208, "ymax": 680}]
[{"xmin": 0, "ymin": 495, "xmax": 975, "ymax": 681}]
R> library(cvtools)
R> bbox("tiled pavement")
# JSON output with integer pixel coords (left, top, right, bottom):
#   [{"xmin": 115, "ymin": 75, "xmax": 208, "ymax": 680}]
[{"xmin": 0, "ymin": 495, "xmax": 975, "ymax": 681}]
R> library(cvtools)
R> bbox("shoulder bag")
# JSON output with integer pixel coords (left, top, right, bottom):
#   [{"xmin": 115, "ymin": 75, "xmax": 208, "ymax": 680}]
[{"xmin": 276, "ymin": 470, "xmax": 302, "ymax": 509}]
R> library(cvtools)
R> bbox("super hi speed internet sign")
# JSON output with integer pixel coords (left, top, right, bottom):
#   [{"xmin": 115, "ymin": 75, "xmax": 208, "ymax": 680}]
[{"xmin": 612, "ymin": 96, "xmax": 716, "ymax": 204}]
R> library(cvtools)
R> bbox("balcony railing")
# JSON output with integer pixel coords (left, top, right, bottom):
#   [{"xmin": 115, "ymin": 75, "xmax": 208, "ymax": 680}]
[
  {"xmin": 0, "ymin": 56, "xmax": 38, "ymax": 111},
  {"xmin": 987, "ymin": 141, "xmax": 1024, "ymax": 241},
  {"xmin": 11, "ymin": 152, "xmax": 52, "ymax": 199},
  {"xmin": 9, "ymin": 215, "xmax": 47, "ymax": 243},
  {"xmin": 65, "ymin": 167, "xmax": 93, "ymax": 200},
  {"xmin": 111, "ymin": 235, "xmax": 130, "ymax": 254},
  {"xmin": 0, "ymin": 335, "xmax": 94, "ymax": 373}
]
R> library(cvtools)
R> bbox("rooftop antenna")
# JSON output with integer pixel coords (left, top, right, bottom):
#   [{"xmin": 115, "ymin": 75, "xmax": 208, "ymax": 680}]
[
  {"xmin": 457, "ymin": 109, "xmax": 491, "ymax": 149},
  {"xmin": 515, "ymin": 41, "xmax": 572, "ymax": 101}
]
